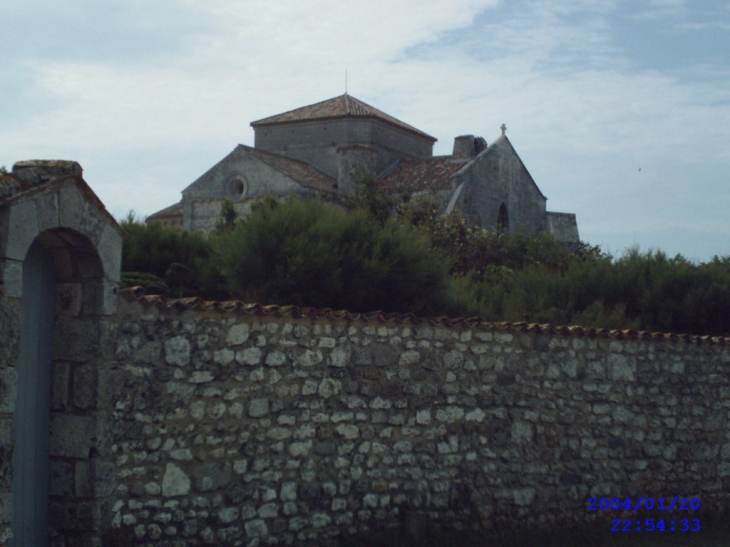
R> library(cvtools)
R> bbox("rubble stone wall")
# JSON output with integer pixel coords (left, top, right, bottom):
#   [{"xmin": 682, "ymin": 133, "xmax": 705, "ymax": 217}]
[{"xmin": 109, "ymin": 297, "xmax": 730, "ymax": 546}]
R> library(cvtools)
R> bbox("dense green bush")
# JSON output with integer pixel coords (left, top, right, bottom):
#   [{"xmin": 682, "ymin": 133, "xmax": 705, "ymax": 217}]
[
  {"xmin": 120, "ymin": 213, "xmax": 226, "ymax": 299},
  {"xmin": 120, "ymin": 271, "xmax": 170, "ymax": 296},
  {"xmin": 214, "ymin": 197, "xmax": 452, "ymax": 313},
  {"xmin": 446, "ymin": 247, "xmax": 730, "ymax": 336},
  {"xmin": 119, "ymin": 193, "xmax": 730, "ymax": 336}
]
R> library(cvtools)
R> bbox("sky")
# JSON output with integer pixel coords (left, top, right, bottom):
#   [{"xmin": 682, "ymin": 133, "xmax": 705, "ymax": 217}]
[{"xmin": 2, "ymin": 0, "xmax": 729, "ymax": 262}]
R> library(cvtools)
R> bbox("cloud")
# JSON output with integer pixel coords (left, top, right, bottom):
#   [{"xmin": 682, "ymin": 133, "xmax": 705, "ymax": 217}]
[{"xmin": 1, "ymin": 0, "xmax": 728, "ymax": 259}]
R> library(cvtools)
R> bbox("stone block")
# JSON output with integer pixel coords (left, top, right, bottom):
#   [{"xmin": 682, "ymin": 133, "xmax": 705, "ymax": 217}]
[
  {"xmin": 194, "ymin": 462, "xmax": 232, "ymax": 491},
  {"xmin": 330, "ymin": 346, "xmax": 350, "ymax": 367},
  {"xmin": 56, "ymin": 283, "xmax": 82, "ymax": 316},
  {"xmin": 608, "ymin": 354, "xmax": 635, "ymax": 381},
  {"xmin": 248, "ymin": 398, "xmax": 269, "ymax": 417},
  {"xmin": 510, "ymin": 421, "xmax": 534, "ymax": 443},
  {"xmin": 0, "ymin": 420, "xmax": 14, "ymax": 475},
  {"xmin": 226, "ymin": 323, "xmax": 250, "ymax": 346},
  {"xmin": 91, "ymin": 460, "xmax": 116, "ymax": 497},
  {"xmin": 97, "ymin": 223, "xmax": 122, "ymax": 282},
  {"xmin": 0, "ymin": 492, "xmax": 12, "ymax": 525},
  {"xmin": 34, "ymin": 190, "xmax": 60, "ymax": 233},
  {"xmin": 52, "ymin": 318, "xmax": 99, "ymax": 362},
  {"xmin": 78, "ymin": 203, "xmax": 106, "ymax": 248},
  {"xmin": 213, "ymin": 348, "xmax": 234, "ymax": 365},
  {"xmin": 399, "ymin": 350, "xmax": 420, "ymax": 366},
  {"xmin": 59, "ymin": 181, "xmax": 87, "ymax": 232},
  {"xmin": 298, "ymin": 349, "xmax": 323, "ymax": 367},
  {"xmin": 371, "ymin": 343, "xmax": 398, "ymax": 367},
  {"xmin": 236, "ymin": 347, "xmax": 261, "ymax": 365},
  {"xmin": 73, "ymin": 364, "xmax": 97, "ymax": 410},
  {"xmin": 49, "ymin": 499, "xmax": 100, "ymax": 533},
  {"xmin": 74, "ymin": 460, "xmax": 94, "ymax": 498},
  {"xmin": 0, "ymin": 367, "xmax": 17, "ymax": 413},
  {"xmin": 265, "ymin": 351, "xmax": 286, "ymax": 366},
  {"xmin": 318, "ymin": 378, "xmax": 341, "ymax": 398},
  {"xmin": 4, "ymin": 200, "xmax": 38, "ymax": 261},
  {"xmin": 50, "ymin": 362, "xmax": 70, "ymax": 411},
  {"xmin": 80, "ymin": 279, "xmax": 118, "ymax": 316},
  {"xmin": 135, "ymin": 341, "xmax": 162, "ymax": 365},
  {"xmin": 162, "ymin": 463, "xmax": 191, "ymax": 497},
  {"xmin": 164, "ymin": 336, "xmax": 191, "ymax": 366},
  {"xmin": 49, "ymin": 413, "xmax": 96, "ymax": 458},
  {"xmin": 513, "ymin": 488, "xmax": 536, "ymax": 506},
  {"xmin": 0, "ymin": 258, "xmax": 23, "ymax": 298},
  {"xmin": 244, "ymin": 519, "xmax": 268, "ymax": 538}
]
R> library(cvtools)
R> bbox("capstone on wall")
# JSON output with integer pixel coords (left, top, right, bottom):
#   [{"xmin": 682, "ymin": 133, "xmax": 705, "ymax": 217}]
[{"xmin": 108, "ymin": 296, "xmax": 730, "ymax": 547}]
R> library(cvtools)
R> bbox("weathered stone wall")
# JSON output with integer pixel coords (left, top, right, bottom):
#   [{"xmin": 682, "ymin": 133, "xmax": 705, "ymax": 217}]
[
  {"xmin": 254, "ymin": 118, "xmax": 433, "ymax": 183},
  {"xmin": 545, "ymin": 211, "xmax": 580, "ymax": 245},
  {"xmin": 108, "ymin": 296, "xmax": 730, "ymax": 546},
  {"xmin": 459, "ymin": 136, "xmax": 547, "ymax": 234},
  {"xmin": 0, "ymin": 293, "xmax": 20, "ymax": 544},
  {"xmin": 182, "ymin": 146, "xmax": 322, "ymax": 232}
]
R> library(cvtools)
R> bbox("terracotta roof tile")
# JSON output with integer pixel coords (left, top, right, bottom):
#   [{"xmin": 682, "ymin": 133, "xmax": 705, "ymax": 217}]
[
  {"xmin": 251, "ymin": 94, "xmax": 436, "ymax": 142},
  {"xmin": 119, "ymin": 287, "xmax": 730, "ymax": 345},
  {"xmin": 380, "ymin": 156, "xmax": 468, "ymax": 192}
]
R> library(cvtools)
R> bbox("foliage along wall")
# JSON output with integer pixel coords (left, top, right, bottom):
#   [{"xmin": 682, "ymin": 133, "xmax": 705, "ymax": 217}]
[{"xmin": 107, "ymin": 288, "xmax": 730, "ymax": 546}]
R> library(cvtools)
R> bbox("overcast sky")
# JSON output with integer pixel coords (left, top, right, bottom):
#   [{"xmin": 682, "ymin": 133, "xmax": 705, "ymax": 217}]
[{"xmin": 2, "ymin": 0, "xmax": 729, "ymax": 262}]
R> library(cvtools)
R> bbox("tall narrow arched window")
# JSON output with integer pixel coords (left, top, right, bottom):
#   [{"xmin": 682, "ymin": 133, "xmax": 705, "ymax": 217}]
[{"xmin": 497, "ymin": 203, "xmax": 509, "ymax": 233}]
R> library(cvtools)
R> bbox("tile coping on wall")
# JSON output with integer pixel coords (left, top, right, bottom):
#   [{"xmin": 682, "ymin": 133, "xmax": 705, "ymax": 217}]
[{"xmin": 119, "ymin": 286, "xmax": 730, "ymax": 345}]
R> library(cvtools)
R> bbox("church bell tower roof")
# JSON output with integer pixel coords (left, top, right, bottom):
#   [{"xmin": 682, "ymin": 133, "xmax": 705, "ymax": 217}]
[{"xmin": 251, "ymin": 94, "xmax": 436, "ymax": 142}]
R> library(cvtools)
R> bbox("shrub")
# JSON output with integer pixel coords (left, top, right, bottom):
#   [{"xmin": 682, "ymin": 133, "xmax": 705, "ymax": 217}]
[
  {"xmin": 120, "ymin": 271, "xmax": 169, "ymax": 296},
  {"xmin": 120, "ymin": 212, "xmax": 223, "ymax": 299},
  {"xmin": 214, "ymin": 197, "xmax": 451, "ymax": 313}
]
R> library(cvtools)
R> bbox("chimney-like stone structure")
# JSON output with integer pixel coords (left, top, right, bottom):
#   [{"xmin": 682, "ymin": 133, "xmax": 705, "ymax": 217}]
[{"xmin": 452, "ymin": 135, "xmax": 487, "ymax": 159}]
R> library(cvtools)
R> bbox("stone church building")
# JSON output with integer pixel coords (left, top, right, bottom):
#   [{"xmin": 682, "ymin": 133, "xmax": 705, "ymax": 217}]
[{"xmin": 148, "ymin": 94, "xmax": 579, "ymax": 243}]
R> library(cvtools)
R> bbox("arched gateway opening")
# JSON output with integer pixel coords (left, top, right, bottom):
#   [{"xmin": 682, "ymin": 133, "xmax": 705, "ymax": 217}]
[
  {"xmin": 12, "ymin": 228, "xmax": 108, "ymax": 547},
  {"xmin": 12, "ymin": 240, "xmax": 55, "ymax": 546}
]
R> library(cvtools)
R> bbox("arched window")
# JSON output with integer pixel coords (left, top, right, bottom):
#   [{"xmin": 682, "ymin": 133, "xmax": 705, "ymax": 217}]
[{"xmin": 497, "ymin": 203, "xmax": 509, "ymax": 233}]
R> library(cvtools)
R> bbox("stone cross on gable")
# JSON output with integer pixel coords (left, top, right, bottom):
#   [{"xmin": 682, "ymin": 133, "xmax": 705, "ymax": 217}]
[{"xmin": 501, "ymin": 123, "xmax": 507, "ymax": 136}]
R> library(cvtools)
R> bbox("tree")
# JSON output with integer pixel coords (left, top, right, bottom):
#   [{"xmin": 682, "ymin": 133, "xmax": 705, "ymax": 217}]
[
  {"xmin": 119, "ymin": 212, "xmax": 225, "ymax": 299},
  {"xmin": 214, "ymin": 197, "xmax": 452, "ymax": 313},
  {"xmin": 344, "ymin": 171, "xmax": 396, "ymax": 225},
  {"xmin": 214, "ymin": 198, "xmax": 238, "ymax": 234}
]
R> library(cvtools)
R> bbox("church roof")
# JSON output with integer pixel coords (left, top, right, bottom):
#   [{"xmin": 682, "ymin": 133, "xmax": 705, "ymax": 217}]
[
  {"xmin": 379, "ymin": 156, "xmax": 468, "ymax": 192},
  {"xmin": 251, "ymin": 94, "xmax": 437, "ymax": 142},
  {"xmin": 147, "ymin": 201, "xmax": 183, "ymax": 221},
  {"xmin": 240, "ymin": 145, "xmax": 337, "ymax": 193}
]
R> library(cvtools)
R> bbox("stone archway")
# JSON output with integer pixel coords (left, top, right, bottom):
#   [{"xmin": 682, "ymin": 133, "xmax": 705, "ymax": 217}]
[{"xmin": 0, "ymin": 161, "xmax": 122, "ymax": 546}]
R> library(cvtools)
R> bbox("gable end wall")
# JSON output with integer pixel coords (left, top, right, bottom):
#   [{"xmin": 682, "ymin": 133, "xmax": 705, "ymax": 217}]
[{"xmin": 459, "ymin": 141, "xmax": 547, "ymax": 232}]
